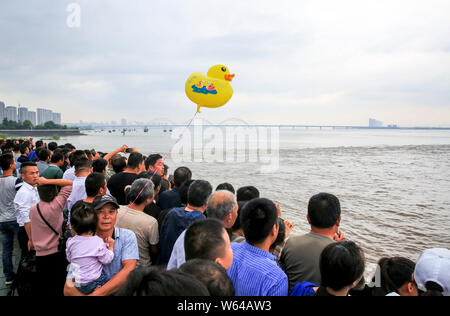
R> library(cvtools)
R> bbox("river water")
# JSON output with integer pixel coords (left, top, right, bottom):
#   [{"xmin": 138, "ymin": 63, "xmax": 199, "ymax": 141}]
[{"xmin": 59, "ymin": 126, "xmax": 450, "ymax": 279}]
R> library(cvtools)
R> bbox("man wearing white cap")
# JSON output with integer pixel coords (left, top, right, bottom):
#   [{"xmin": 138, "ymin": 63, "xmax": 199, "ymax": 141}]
[{"xmin": 414, "ymin": 248, "xmax": 450, "ymax": 296}]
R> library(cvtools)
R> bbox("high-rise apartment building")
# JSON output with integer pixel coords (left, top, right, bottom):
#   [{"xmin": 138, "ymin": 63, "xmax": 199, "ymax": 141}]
[
  {"xmin": 5, "ymin": 106, "xmax": 17, "ymax": 122},
  {"xmin": 18, "ymin": 107, "xmax": 29, "ymax": 122}
]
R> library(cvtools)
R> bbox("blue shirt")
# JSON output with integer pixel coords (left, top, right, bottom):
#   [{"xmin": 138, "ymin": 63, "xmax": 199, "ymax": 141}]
[
  {"xmin": 67, "ymin": 227, "xmax": 139, "ymax": 282},
  {"xmin": 159, "ymin": 207, "xmax": 205, "ymax": 265},
  {"xmin": 158, "ymin": 188, "xmax": 181, "ymax": 210},
  {"xmin": 228, "ymin": 242, "xmax": 289, "ymax": 296}
]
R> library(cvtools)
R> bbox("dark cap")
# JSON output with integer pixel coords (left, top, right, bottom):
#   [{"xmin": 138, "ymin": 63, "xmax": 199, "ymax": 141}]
[{"xmin": 92, "ymin": 194, "xmax": 120, "ymax": 210}]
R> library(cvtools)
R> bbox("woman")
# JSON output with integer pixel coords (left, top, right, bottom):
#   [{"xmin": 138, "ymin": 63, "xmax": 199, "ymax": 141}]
[{"xmin": 29, "ymin": 178, "xmax": 73, "ymax": 296}]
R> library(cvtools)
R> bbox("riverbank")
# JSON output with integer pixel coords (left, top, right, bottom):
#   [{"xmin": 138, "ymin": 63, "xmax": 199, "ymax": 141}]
[{"xmin": 0, "ymin": 129, "xmax": 84, "ymax": 137}]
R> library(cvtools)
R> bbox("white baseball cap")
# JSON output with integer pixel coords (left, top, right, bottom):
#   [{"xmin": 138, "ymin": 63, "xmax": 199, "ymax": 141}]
[{"xmin": 414, "ymin": 248, "xmax": 450, "ymax": 296}]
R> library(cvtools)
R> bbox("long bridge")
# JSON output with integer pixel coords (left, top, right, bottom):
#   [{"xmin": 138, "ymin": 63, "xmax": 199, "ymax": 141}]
[{"xmin": 85, "ymin": 124, "xmax": 450, "ymax": 131}]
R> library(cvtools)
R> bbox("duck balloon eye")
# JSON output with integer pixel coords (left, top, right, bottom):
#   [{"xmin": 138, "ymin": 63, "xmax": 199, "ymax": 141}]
[{"xmin": 221, "ymin": 67, "xmax": 227, "ymax": 72}]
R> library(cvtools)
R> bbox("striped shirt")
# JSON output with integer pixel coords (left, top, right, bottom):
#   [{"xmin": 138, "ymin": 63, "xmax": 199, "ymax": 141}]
[{"xmin": 227, "ymin": 242, "xmax": 289, "ymax": 296}]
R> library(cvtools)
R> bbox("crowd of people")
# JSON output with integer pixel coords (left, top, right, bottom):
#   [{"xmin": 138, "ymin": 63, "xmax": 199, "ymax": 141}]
[{"xmin": 0, "ymin": 137, "xmax": 449, "ymax": 297}]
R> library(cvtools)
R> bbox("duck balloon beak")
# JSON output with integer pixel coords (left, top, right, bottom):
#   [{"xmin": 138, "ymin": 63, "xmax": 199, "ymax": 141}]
[{"xmin": 225, "ymin": 74, "xmax": 235, "ymax": 81}]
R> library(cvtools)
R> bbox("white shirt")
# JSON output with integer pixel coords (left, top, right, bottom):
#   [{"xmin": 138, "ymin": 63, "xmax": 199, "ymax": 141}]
[
  {"xmin": 167, "ymin": 229, "xmax": 187, "ymax": 270},
  {"xmin": 14, "ymin": 181, "xmax": 40, "ymax": 227},
  {"xmin": 63, "ymin": 166, "xmax": 76, "ymax": 181},
  {"xmin": 67, "ymin": 176, "xmax": 87, "ymax": 211}
]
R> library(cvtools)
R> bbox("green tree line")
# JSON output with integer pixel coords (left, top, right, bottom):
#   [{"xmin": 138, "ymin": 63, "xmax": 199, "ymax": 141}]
[{"xmin": 0, "ymin": 118, "xmax": 69, "ymax": 130}]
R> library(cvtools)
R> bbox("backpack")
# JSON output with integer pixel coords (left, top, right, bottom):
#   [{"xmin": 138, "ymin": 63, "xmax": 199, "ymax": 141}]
[{"xmin": 7, "ymin": 252, "xmax": 39, "ymax": 296}]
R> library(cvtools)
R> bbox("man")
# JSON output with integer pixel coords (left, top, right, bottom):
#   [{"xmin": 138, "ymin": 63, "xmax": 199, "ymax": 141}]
[
  {"xmin": 158, "ymin": 166, "xmax": 192, "ymax": 210},
  {"xmin": 107, "ymin": 152, "xmax": 145, "ymax": 205},
  {"xmin": 184, "ymin": 219, "xmax": 234, "ymax": 270},
  {"xmin": 159, "ymin": 180, "xmax": 212, "ymax": 266},
  {"xmin": 63, "ymin": 150, "xmax": 88, "ymax": 181},
  {"xmin": 179, "ymin": 259, "xmax": 235, "ymax": 296},
  {"xmin": 116, "ymin": 179, "xmax": 159, "ymax": 267},
  {"xmin": 315, "ymin": 241, "xmax": 365, "ymax": 296},
  {"xmin": 14, "ymin": 162, "xmax": 40, "ymax": 257},
  {"xmin": 167, "ymin": 189, "xmax": 238, "ymax": 269},
  {"xmin": 47, "ymin": 142, "xmax": 58, "ymax": 153},
  {"xmin": 70, "ymin": 172, "xmax": 109, "ymax": 213},
  {"xmin": 64, "ymin": 194, "xmax": 139, "ymax": 296},
  {"xmin": 66, "ymin": 157, "xmax": 93, "ymax": 211},
  {"xmin": 92, "ymin": 158, "xmax": 107, "ymax": 174},
  {"xmin": 227, "ymin": 198, "xmax": 288, "ymax": 296},
  {"xmin": 236, "ymin": 186, "xmax": 260, "ymax": 202},
  {"xmin": 0, "ymin": 153, "xmax": 19, "ymax": 285},
  {"xmin": 145, "ymin": 154, "xmax": 164, "ymax": 176},
  {"xmin": 17, "ymin": 143, "xmax": 30, "ymax": 163},
  {"xmin": 36, "ymin": 148, "xmax": 51, "ymax": 175},
  {"xmin": 280, "ymin": 192, "xmax": 345, "ymax": 291},
  {"xmin": 41, "ymin": 150, "xmax": 65, "ymax": 179}
]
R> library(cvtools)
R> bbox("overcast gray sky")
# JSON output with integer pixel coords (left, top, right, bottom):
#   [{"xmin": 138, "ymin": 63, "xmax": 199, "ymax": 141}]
[{"xmin": 1, "ymin": 0, "xmax": 450, "ymax": 126}]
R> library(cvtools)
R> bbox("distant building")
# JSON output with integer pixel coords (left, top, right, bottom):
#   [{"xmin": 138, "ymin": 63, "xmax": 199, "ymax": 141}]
[
  {"xmin": 5, "ymin": 106, "xmax": 17, "ymax": 122},
  {"xmin": 37, "ymin": 108, "xmax": 53, "ymax": 125},
  {"xmin": 0, "ymin": 101, "xmax": 5, "ymax": 122},
  {"xmin": 52, "ymin": 113, "xmax": 61, "ymax": 125},
  {"xmin": 369, "ymin": 118, "xmax": 383, "ymax": 127},
  {"xmin": 121, "ymin": 118, "xmax": 127, "ymax": 126},
  {"xmin": 28, "ymin": 111, "xmax": 37, "ymax": 126},
  {"xmin": 18, "ymin": 107, "xmax": 29, "ymax": 122}
]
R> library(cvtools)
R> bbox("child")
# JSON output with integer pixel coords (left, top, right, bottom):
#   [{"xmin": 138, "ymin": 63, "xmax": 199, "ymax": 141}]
[{"xmin": 66, "ymin": 203, "xmax": 115, "ymax": 294}]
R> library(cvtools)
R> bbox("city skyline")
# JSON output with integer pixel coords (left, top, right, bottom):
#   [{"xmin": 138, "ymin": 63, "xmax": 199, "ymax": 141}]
[
  {"xmin": 1, "ymin": 1, "xmax": 449, "ymax": 127},
  {"xmin": 0, "ymin": 102, "xmax": 62, "ymax": 126}
]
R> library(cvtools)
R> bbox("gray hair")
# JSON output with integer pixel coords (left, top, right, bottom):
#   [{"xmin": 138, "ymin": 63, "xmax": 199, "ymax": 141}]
[
  {"xmin": 129, "ymin": 178, "xmax": 155, "ymax": 205},
  {"xmin": 207, "ymin": 190, "xmax": 237, "ymax": 220}
]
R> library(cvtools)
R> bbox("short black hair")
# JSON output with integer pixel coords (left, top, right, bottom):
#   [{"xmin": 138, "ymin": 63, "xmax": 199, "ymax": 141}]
[
  {"xmin": 75, "ymin": 157, "xmax": 92, "ymax": 173},
  {"xmin": 179, "ymin": 179, "xmax": 195, "ymax": 205},
  {"xmin": 180, "ymin": 259, "xmax": 235, "ymax": 296},
  {"xmin": 20, "ymin": 161, "xmax": 37, "ymax": 174},
  {"xmin": 84, "ymin": 149, "xmax": 93, "ymax": 161},
  {"xmin": 187, "ymin": 180, "xmax": 213, "ymax": 208},
  {"xmin": 127, "ymin": 152, "xmax": 144, "ymax": 169},
  {"xmin": 48, "ymin": 142, "xmax": 58, "ymax": 151},
  {"xmin": 308, "ymin": 193, "xmax": 341, "ymax": 229},
  {"xmin": 117, "ymin": 267, "xmax": 210, "ymax": 296},
  {"xmin": 35, "ymin": 140, "xmax": 44, "ymax": 148},
  {"xmin": 173, "ymin": 167, "xmax": 192, "ymax": 188},
  {"xmin": 37, "ymin": 148, "xmax": 51, "ymax": 162},
  {"xmin": 37, "ymin": 185, "xmax": 59, "ymax": 203},
  {"xmin": 372, "ymin": 257, "xmax": 416, "ymax": 296},
  {"xmin": 240, "ymin": 198, "xmax": 278, "ymax": 245},
  {"xmin": 64, "ymin": 143, "xmax": 76, "ymax": 151},
  {"xmin": 0, "ymin": 153, "xmax": 14, "ymax": 171},
  {"xmin": 236, "ymin": 186, "xmax": 260, "ymax": 202},
  {"xmin": 69, "ymin": 150, "xmax": 87, "ymax": 166},
  {"xmin": 185, "ymin": 219, "xmax": 227, "ymax": 262},
  {"xmin": 20, "ymin": 143, "xmax": 29, "ymax": 155},
  {"xmin": 92, "ymin": 158, "xmax": 107, "ymax": 173},
  {"xmin": 137, "ymin": 171, "xmax": 162, "ymax": 190},
  {"xmin": 145, "ymin": 154, "xmax": 163, "ymax": 170},
  {"xmin": 112, "ymin": 156, "xmax": 127, "ymax": 173},
  {"xmin": 320, "ymin": 241, "xmax": 365, "ymax": 291},
  {"xmin": 216, "ymin": 183, "xmax": 235, "ymax": 194},
  {"xmin": 70, "ymin": 203, "xmax": 97, "ymax": 235},
  {"xmin": 50, "ymin": 150, "xmax": 64, "ymax": 164},
  {"xmin": 231, "ymin": 201, "xmax": 246, "ymax": 232},
  {"xmin": 270, "ymin": 217, "xmax": 286, "ymax": 251},
  {"xmin": 85, "ymin": 172, "xmax": 106, "ymax": 197}
]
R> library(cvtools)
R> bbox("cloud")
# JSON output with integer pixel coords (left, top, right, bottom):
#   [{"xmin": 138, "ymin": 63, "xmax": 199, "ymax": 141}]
[{"xmin": 0, "ymin": 0, "xmax": 449, "ymax": 125}]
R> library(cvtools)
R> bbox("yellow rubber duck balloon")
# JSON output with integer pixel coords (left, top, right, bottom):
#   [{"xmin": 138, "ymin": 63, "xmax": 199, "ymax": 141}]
[{"xmin": 185, "ymin": 65, "xmax": 235, "ymax": 113}]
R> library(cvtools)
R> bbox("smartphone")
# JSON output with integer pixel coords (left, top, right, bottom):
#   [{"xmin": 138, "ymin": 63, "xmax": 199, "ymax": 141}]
[{"xmin": 125, "ymin": 148, "xmax": 132, "ymax": 153}]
